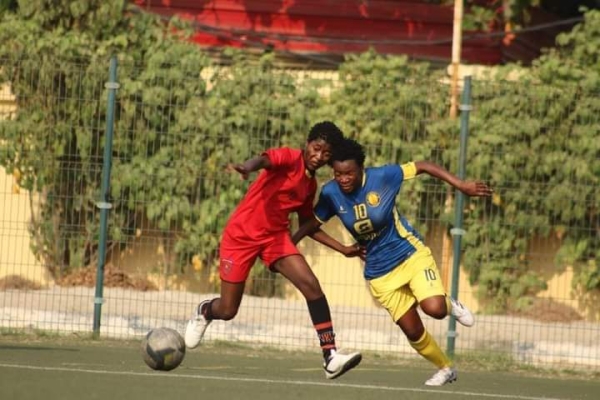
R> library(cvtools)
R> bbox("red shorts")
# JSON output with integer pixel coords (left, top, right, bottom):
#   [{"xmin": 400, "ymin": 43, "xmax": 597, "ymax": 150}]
[{"xmin": 218, "ymin": 228, "xmax": 301, "ymax": 283}]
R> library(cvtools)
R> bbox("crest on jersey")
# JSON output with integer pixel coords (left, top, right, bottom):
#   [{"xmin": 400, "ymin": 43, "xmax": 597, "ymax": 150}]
[
  {"xmin": 220, "ymin": 258, "xmax": 234, "ymax": 276},
  {"xmin": 366, "ymin": 191, "xmax": 381, "ymax": 207}
]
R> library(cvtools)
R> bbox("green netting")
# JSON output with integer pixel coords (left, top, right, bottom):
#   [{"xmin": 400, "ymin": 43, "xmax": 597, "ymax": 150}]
[{"xmin": 0, "ymin": 55, "xmax": 598, "ymax": 369}]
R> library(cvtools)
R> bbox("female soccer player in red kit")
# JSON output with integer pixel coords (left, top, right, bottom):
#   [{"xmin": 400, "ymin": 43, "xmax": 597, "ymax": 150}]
[{"xmin": 185, "ymin": 121, "xmax": 362, "ymax": 379}]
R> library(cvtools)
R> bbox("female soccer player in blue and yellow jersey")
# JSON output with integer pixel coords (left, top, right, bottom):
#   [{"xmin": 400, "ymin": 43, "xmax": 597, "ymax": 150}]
[{"xmin": 292, "ymin": 138, "xmax": 493, "ymax": 386}]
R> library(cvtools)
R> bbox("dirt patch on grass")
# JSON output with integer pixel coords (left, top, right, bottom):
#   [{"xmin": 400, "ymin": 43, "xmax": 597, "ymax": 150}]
[
  {"xmin": 510, "ymin": 298, "xmax": 583, "ymax": 323},
  {"xmin": 57, "ymin": 263, "xmax": 157, "ymax": 291},
  {"xmin": 0, "ymin": 275, "xmax": 42, "ymax": 290}
]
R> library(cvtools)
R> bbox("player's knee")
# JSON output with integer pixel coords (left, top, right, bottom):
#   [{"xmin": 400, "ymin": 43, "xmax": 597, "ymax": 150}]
[
  {"xmin": 420, "ymin": 297, "xmax": 448, "ymax": 320},
  {"xmin": 421, "ymin": 303, "xmax": 448, "ymax": 320},
  {"xmin": 296, "ymin": 277, "xmax": 323, "ymax": 299},
  {"xmin": 430, "ymin": 311, "xmax": 447, "ymax": 320},
  {"xmin": 424, "ymin": 307, "xmax": 448, "ymax": 320},
  {"xmin": 304, "ymin": 284, "xmax": 324, "ymax": 300}
]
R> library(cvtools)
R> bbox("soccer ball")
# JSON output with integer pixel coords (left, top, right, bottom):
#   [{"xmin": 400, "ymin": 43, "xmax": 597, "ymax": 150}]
[{"xmin": 141, "ymin": 327, "xmax": 186, "ymax": 371}]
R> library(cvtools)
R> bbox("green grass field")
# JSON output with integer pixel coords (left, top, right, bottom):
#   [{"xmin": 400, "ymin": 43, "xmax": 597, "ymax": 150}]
[{"xmin": 0, "ymin": 335, "xmax": 597, "ymax": 400}]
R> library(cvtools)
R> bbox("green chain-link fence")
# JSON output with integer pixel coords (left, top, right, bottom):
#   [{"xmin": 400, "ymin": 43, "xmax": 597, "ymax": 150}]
[{"xmin": 0, "ymin": 55, "xmax": 598, "ymax": 369}]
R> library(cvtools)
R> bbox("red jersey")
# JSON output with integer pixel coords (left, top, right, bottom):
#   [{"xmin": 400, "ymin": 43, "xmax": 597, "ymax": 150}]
[{"xmin": 224, "ymin": 148, "xmax": 317, "ymax": 239}]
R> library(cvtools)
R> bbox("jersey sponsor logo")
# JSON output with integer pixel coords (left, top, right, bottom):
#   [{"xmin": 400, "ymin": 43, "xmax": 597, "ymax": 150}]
[
  {"xmin": 339, "ymin": 205, "xmax": 347, "ymax": 214},
  {"xmin": 366, "ymin": 191, "xmax": 381, "ymax": 207},
  {"xmin": 357, "ymin": 231, "xmax": 382, "ymax": 241},
  {"xmin": 357, "ymin": 225, "xmax": 385, "ymax": 241}
]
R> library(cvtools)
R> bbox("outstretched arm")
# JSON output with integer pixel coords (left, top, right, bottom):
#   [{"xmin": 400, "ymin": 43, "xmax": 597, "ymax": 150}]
[
  {"xmin": 414, "ymin": 161, "xmax": 493, "ymax": 197},
  {"xmin": 228, "ymin": 155, "xmax": 271, "ymax": 180},
  {"xmin": 292, "ymin": 215, "xmax": 321, "ymax": 244},
  {"xmin": 293, "ymin": 215, "xmax": 365, "ymax": 260}
]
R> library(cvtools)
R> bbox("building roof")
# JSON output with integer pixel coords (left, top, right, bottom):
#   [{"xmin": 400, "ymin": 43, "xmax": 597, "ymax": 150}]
[{"xmin": 132, "ymin": 0, "xmax": 575, "ymax": 68}]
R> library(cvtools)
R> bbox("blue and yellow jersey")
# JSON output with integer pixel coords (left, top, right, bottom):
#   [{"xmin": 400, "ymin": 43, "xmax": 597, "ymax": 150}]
[{"xmin": 314, "ymin": 163, "xmax": 425, "ymax": 280}]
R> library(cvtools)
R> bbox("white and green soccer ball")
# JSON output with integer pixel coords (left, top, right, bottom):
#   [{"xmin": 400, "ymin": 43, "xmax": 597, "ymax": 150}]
[{"xmin": 141, "ymin": 327, "xmax": 186, "ymax": 371}]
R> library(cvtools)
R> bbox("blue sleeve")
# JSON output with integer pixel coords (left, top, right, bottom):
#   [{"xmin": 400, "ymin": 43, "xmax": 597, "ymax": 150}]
[{"xmin": 313, "ymin": 184, "xmax": 335, "ymax": 223}]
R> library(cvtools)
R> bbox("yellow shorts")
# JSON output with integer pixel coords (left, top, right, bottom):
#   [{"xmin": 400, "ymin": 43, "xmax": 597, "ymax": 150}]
[{"xmin": 368, "ymin": 247, "xmax": 445, "ymax": 323}]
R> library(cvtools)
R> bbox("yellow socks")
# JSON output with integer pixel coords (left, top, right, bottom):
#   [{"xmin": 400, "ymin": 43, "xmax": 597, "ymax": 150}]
[
  {"xmin": 445, "ymin": 295, "xmax": 452, "ymax": 316},
  {"xmin": 409, "ymin": 330, "xmax": 452, "ymax": 369}
]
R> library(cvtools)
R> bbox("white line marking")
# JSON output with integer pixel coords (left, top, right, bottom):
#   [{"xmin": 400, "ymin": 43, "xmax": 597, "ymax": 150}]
[{"xmin": 0, "ymin": 363, "xmax": 570, "ymax": 400}]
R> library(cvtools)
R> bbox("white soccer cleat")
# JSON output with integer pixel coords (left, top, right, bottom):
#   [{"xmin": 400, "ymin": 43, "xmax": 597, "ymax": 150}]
[
  {"xmin": 184, "ymin": 300, "xmax": 212, "ymax": 349},
  {"xmin": 449, "ymin": 297, "xmax": 474, "ymax": 327},
  {"xmin": 425, "ymin": 367, "xmax": 457, "ymax": 386},
  {"xmin": 323, "ymin": 350, "xmax": 362, "ymax": 379}
]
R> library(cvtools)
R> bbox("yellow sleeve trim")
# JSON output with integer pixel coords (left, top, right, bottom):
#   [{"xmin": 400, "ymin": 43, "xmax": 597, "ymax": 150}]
[
  {"xmin": 313, "ymin": 212, "xmax": 326, "ymax": 224},
  {"xmin": 401, "ymin": 162, "xmax": 417, "ymax": 180}
]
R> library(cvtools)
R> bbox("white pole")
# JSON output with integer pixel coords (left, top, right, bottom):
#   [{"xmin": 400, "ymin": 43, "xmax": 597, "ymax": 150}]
[
  {"xmin": 449, "ymin": 0, "xmax": 463, "ymax": 118},
  {"xmin": 442, "ymin": 0, "xmax": 464, "ymax": 290}
]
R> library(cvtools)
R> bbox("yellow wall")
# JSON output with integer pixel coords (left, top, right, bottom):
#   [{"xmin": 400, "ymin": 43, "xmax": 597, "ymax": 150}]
[
  {"xmin": 292, "ymin": 218, "xmax": 378, "ymax": 309},
  {"xmin": 108, "ymin": 232, "xmax": 213, "ymax": 293},
  {"xmin": 0, "ymin": 87, "xmax": 54, "ymax": 287}
]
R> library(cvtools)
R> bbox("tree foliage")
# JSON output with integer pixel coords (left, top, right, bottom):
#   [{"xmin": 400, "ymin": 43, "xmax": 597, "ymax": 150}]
[
  {"xmin": 0, "ymin": 1, "xmax": 320, "ymax": 288},
  {"xmin": 312, "ymin": 50, "xmax": 452, "ymax": 235},
  {"xmin": 531, "ymin": 10, "xmax": 600, "ymax": 292},
  {"xmin": 439, "ymin": 0, "xmax": 593, "ymax": 29},
  {"xmin": 0, "ymin": 0, "xmax": 208, "ymax": 274},
  {"xmin": 460, "ymin": 10, "xmax": 600, "ymax": 310}
]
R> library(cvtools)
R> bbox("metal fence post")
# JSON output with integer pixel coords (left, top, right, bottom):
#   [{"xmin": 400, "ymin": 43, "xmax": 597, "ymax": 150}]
[
  {"xmin": 447, "ymin": 75, "xmax": 472, "ymax": 357},
  {"xmin": 93, "ymin": 56, "xmax": 118, "ymax": 337}
]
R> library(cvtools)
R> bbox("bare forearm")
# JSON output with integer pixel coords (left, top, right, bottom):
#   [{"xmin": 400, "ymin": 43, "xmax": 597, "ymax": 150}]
[
  {"xmin": 242, "ymin": 155, "xmax": 270, "ymax": 173},
  {"xmin": 294, "ymin": 217, "xmax": 365, "ymax": 260},
  {"xmin": 292, "ymin": 216, "xmax": 321, "ymax": 245},
  {"xmin": 309, "ymin": 229, "xmax": 348, "ymax": 254},
  {"xmin": 415, "ymin": 161, "xmax": 464, "ymax": 190},
  {"xmin": 293, "ymin": 219, "xmax": 348, "ymax": 254},
  {"xmin": 414, "ymin": 161, "xmax": 493, "ymax": 197},
  {"xmin": 230, "ymin": 155, "xmax": 271, "ymax": 180}
]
